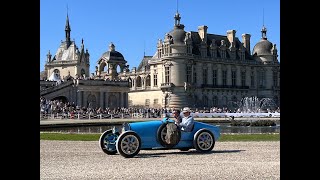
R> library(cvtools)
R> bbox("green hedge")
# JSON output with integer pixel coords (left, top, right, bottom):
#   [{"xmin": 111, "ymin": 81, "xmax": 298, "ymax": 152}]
[{"xmin": 230, "ymin": 120, "xmax": 276, "ymax": 126}]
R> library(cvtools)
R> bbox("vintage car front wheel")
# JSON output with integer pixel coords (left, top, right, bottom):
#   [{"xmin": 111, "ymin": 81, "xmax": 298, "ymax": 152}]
[
  {"xmin": 157, "ymin": 122, "xmax": 181, "ymax": 148},
  {"xmin": 116, "ymin": 131, "xmax": 141, "ymax": 158},
  {"xmin": 99, "ymin": 129, "xmax": 119, "ymax": 155},
  {"xmin": 193, "ymin": 129, "xmax": 215, "ymax": 152}
]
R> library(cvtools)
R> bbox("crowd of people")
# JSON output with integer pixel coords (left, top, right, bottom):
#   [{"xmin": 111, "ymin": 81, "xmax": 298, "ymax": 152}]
[{"xmin": 40, "ymin": 96, "xmax": 280, "ymax": 120}]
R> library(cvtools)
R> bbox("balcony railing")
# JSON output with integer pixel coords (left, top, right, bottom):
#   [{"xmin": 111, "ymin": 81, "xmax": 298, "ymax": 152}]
[{"xmin": 201, "ymin": 84, "xmax": 249, "ymax": 89}]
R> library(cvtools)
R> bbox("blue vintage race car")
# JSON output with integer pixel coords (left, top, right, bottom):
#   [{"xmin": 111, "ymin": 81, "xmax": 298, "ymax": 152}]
[{"xmin": 99, "ymin": 117, "xmax": 220, "ymax": 158}]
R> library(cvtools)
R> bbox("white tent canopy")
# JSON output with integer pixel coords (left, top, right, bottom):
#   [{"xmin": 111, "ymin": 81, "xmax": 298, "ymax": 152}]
[{"xmin": 48, "ymin": 72, "xmax": 61, "ymax": 81}]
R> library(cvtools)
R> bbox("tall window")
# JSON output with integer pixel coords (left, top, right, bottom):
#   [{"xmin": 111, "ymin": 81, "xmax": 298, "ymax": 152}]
[
  {"xmin": 212, "ymin": 70, "xmax": 217, "ymax": 86},
  {"xmin": 186, "ymin": 65, "xmax": 192, "ymax": 83},
  {"xmin": 203, "ymin": 68, "xmax": 208, "ymax": 84},
  {"xmin": 258, "ymin": 71, "xmax": 266, "ymax": 87},
  {"xmin": 251, "ymin": 71, "xmax": 255, "ymax": 87},
  {"xmin": 153, "ymin": 74, "xmax": 157, "ymax": 86},
  {"xmin": 193, "ymin": 66, "xmax": 197, "ymax": 83},
  {"xmin": 165, "ymin": 66, "xmax": 170, "ymax": 83},
  {"xmin": 222, "ymin": 70, "xmax": 227, "ymax": 86},
  {"xmin": 241, "ymin": 71, "xmax": 246, "ymax": 86},
  {"xmin": 273, "ymin": 71, "xmax": 278, "ymax": 87},
  {"xmin": 146, "ymin": 75, "xmax": 151, "ymax": 87},
  {"xmin": 231, "ymin": 70, "xmax": 236, "ymax": 86}
]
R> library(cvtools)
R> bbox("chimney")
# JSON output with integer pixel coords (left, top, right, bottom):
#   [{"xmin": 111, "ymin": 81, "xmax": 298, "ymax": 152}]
[
  {"xmin": 198, "ymin": 25, "xmax": 208, "ymax": 43},
  {"xmin": 227, "ymin": 30, "xmax": 236, "ymax": 48},
  {"xmin": 242, "ymin": 33, "xmax": 251, "ymax": 54}
]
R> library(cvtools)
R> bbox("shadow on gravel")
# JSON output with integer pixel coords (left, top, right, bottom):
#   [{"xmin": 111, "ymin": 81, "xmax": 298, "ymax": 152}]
[
  {"xmin": 213, "ymin": 150, "xmax": 244, "ymax": 153},
  {"xmin": 135, "ymin": 149, "xmax": 240, "ymax": 158}
]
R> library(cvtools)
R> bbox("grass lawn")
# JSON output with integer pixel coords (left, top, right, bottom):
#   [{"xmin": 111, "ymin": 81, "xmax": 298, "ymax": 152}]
[{"xmin": 40, "ymin": 132, "xmax": 279, "ymax": 141}]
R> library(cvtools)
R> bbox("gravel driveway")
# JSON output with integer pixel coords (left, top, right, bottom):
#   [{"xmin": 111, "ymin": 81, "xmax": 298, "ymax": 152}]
[{"xmin": 40, "ymin": 140, "xmax": 279, "ymax": 180}]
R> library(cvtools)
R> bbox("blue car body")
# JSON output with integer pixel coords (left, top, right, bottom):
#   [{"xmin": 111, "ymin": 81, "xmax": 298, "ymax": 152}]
[
  {"xmin": 99, "ymin": 117, "xmax": 220, "ymax": 158},
  {"xmin": 126, "ymin": 119, "xmax": 220, "ymax": 149}
]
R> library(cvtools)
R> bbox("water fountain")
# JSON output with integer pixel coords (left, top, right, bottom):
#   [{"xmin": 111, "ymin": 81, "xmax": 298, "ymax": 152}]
[
  {"xmin": 238, "ymin": 96, "xmax": 277, "ymax": 113},
  {"xmin": 230, "ymin": 96, "xmax": 279, "ymax": 129}
]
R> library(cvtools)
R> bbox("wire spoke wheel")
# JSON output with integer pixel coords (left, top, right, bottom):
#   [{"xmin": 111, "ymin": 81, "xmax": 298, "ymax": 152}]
[
  {"xmin": 116, "ymin": 131, "xmax": 141, "ymax": 158},
  {"xmin": 193, "ymin": 129, "xmax": 215, "ymax": 152},
  {"xmin": 120, "ymin": 135, "xmax": 139, "ymax": 154},
  {"xmin": 99, "ymin": 130, "xmax": 119, "ymax": 155}
]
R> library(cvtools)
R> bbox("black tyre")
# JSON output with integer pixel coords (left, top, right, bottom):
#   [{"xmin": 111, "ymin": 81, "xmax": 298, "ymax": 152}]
[
  {"xmin": 193, "ymin": 129, "xmax": 215, "ymax": 152},
  {"xmin": 156, "ymin": 122, "xmax": 181, "ymax": 148},
  {"xmin": 116, "ymin": 131, "xmax": 141, "ymax": 158},
  {"xmin": 99, "ymin": 129, "xmax": 119, "ymax": 155}
]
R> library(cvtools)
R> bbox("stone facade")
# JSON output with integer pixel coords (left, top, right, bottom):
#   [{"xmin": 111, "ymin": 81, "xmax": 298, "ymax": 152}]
[
  {"xmin": 124, "ymin": 12, "xmax": 280, "ymax": 110},
  {"xmin": 41, "ymin": 11, "xmax": 280, "ymax": 111}
]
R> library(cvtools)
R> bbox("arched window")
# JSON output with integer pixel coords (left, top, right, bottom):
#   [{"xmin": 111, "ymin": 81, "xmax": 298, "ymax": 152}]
[
  {"xmin": 146, "ymin": 75, "xmax": 151, "ymax": 87},
  {"xmin": 53, "ymin": 69, "xmax": 60, "ymax": 74},
  {"xmin": 136, "ymin": 76, "xmax": 142, "ymax": 87},
  {"xmin": 116, "ymin": 65, "xmax": 121, "ymax": 73},
  {"xmin": 87, "ymin": 94, "xmax": 96, "ymax": 109},
  {"xmin": 53, "ymin": 69, "xmax": 60, "ymax": 79}
]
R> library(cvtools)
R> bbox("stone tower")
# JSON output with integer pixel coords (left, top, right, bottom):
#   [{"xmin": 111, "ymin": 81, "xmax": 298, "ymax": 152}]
[{"xmin": 44, "ymin": 13, "xmax": 90, "ymax": 81}]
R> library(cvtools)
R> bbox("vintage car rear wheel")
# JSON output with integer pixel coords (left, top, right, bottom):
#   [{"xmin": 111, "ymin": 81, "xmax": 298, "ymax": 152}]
[
  {"xmin": 116, "ymin": 131, "xmax": 141, "ymax": 158},
  {"xmin": 99, "ymin": 129, "xmax": 119, "ymax": 155},
  {"xmin": 157, "ymin": 122, "xmax": 181, "ymax": 148},
  {"xmin": 193, "ymin": 129, "xmax": 215, "ymax": 152}
]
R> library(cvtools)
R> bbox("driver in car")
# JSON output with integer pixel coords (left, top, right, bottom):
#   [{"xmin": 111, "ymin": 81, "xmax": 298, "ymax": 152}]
[{"xmin": 174, "ymin": 107, "xmax": 194, "ymax": 132}]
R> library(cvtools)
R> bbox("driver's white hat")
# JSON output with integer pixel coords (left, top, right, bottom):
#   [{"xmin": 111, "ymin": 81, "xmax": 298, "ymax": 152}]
[{"xmin": 182, "ymin": 107, "xmax": 191, "ymax": 113}]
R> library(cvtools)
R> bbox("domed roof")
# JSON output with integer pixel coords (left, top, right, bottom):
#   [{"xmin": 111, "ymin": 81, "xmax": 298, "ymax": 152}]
[
  {"xmin": 101, "ymin": 50, "xmax": 124, "ymax": 59},
  {"xmin": 98, "ymin": 43, "xmax": 126, "ymax": 63},
  {"xmin": 168, "ymin": 25, "xmax": 186, "ymax": 45},
  {"xmin": 252, "ymin": 38, "xmax": 273, "ymax": 56}
]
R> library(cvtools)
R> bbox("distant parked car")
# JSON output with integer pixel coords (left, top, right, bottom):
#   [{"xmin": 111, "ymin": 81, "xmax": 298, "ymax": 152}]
[{"xmin": 99, "ymin": 117, "xmax": 220, "ymax": 158}]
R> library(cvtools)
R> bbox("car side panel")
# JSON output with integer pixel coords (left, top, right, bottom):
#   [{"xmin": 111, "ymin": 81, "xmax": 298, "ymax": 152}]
[
  {"xmin": 128, "ymin": 120, "xmax": 163, "ymax": 148},
  {"xmin": 127, "ymin": 120, "xmax": 220, "ymax": 149}
]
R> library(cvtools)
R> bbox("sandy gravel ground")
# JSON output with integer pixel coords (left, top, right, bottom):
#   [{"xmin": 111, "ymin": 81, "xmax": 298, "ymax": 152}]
[{"xmin": 40, "ymin": 140, "xmax": 279, "ymax": 180}]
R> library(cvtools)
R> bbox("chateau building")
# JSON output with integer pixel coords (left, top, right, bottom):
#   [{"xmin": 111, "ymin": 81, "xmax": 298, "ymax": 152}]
[
  {"xmin": 124, "ymin": 12, "xmax": 280, "ymax": 110},
  {"xmin": 40, "ymin": 11, "xmax": 280, "ymax": 111},
  {"xmin": 40, "ymin": 14, "xmax": 129, "ymax": 109}
]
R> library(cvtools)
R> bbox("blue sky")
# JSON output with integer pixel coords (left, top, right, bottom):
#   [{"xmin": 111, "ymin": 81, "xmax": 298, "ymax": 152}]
[{"xmin": 40, "ymin": 0, "xmax": 280, "ymax": 73}]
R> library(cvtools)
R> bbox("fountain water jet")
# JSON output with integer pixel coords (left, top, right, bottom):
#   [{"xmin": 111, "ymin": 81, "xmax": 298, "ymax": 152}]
[{"xmin": 238, "ymin": 96, "xmax": 277, "ymax": 113}]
